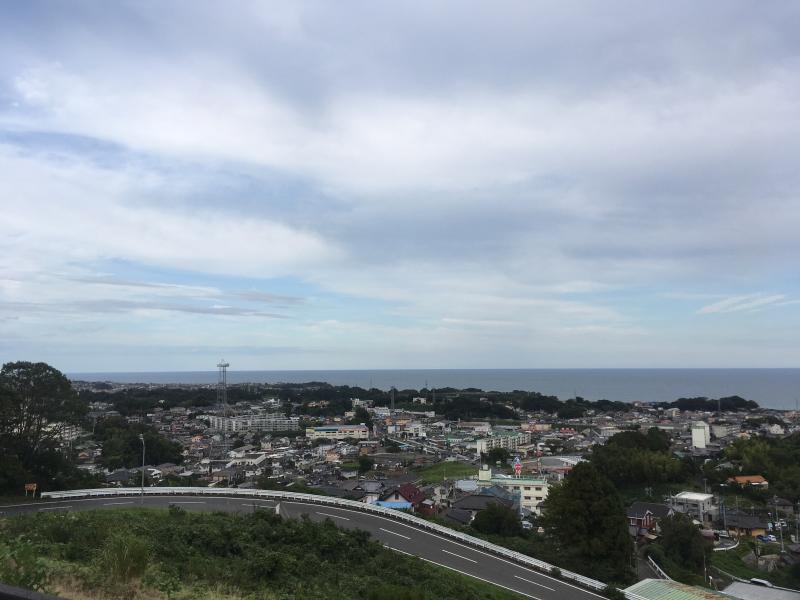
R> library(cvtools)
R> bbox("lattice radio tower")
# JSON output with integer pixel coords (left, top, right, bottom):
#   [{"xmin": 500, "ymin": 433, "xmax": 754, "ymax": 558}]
[{"xmin": 217, "ymin": 359, "xmax": 230, "ymax": 458}]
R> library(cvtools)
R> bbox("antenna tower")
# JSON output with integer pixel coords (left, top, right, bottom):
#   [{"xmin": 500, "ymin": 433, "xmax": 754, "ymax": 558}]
[{"xmin": 217, "ymin": 359, "xmax": 230, "ymax": 463}]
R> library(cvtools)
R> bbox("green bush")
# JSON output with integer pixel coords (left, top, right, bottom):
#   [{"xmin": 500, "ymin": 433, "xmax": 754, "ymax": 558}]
[
  {"xmin": 98, "ymin": 533, "xmax": 150, "ymax": 582},
  {"xmin": 0, "ymin": 538, "xmax": 50, "ymax": 592}
]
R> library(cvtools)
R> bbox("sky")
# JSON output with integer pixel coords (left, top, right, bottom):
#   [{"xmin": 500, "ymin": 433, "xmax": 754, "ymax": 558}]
[{"xmin": 1, "ymin": 1, "xmax": 799, "ymax": 372}]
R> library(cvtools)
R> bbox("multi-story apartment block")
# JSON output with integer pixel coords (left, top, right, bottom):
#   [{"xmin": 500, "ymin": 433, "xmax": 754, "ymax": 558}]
[
  {"xmin": 208, "ymin": 413, "xmax": 299, "ymax": 433},
  {"xmin": 476, "ymin": 431, "xmax": 532, "ymax": 455}
]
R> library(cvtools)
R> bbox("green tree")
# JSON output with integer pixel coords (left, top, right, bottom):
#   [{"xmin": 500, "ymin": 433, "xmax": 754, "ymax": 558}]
[
  {"xmin": 657, "ymin": 513, "xmax": 711, "ymax": 574},
  {"xmin": 0, "ymin": 362, "xmax": 89, "ymax": 493},
  {"xmin": 358, "ymin": 455, "xmax": 375, "ymax": 474},
  {"xmin": 471, "ymin": 502, "xmax": 523, "ymax": 537},
  {"xmin": 541, "ymin": 463, "xmax": 633, "ymax": 583},
  {"xmin": 484, "ymin": 447, "xmax": 511, "ymax": 466}
]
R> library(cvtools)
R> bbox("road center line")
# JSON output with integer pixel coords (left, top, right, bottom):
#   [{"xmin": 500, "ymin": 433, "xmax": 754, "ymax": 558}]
[
  {"xmin": 379, "ymin": 527, "xmax": 411, "ymax": 539},
  {"xmin": 103, "ymin": 502, "xmax": 134, "ymax": 506},
  {"xmin": 417, "ymin": 556, "xmax": 541, "ymax": 600},
  {"xmin": 169, "ymin": 501, "xmax": 205, "ymax": 504},
  {"xmin": 442, "ymin": 549, "xmax": 477, "ymax": 563},
  {"xmin": 39, "ymin": 506, "xmax": 72, "ymax": 511},
  {"xmin": 317, "ymin": 511, "xmax": 350, "ymax": 520},
  {"xmin": 242, "ymin": 503, "xmax": 274, "ymax": 507},
  {"xmin": 514, "ymin": 575, "xmax": 556, "ymax": 591}
]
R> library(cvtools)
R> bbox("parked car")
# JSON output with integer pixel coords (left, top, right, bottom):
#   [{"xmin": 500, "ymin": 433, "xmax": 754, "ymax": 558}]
[
  {"xmin": 750, "ymin": 578, "xmax": 774, "ymax": 588},
  {"xmin": 767, "ymin": 534, "xmax": 778, "ymax": 542}
]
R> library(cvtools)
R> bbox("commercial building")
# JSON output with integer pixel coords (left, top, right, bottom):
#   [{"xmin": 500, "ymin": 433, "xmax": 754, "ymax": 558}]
[
  {"xmin": 207, "ymin": 413, "xmax": 299, "ymax": 433},
  {"xmin": 306, "ymin": 425, "xmax": 370, "ymax": 441},
  {"xmin": 476, "ymin": 431, "xmax": 532, "ymax": 455},
  {"xmin": 477, "ymin": 465, "xmax": 548, "ymax": 514}
]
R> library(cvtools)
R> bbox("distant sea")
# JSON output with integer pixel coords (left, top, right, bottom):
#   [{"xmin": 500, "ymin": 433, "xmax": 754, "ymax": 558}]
[{"xmin": 67, "ymin": 368, "xmax": 800, "ymax": 410}]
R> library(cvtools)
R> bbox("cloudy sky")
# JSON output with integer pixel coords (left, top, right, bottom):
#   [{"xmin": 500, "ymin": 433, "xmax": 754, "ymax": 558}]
[{"xmin": 1, "ymin": 1, "xmax": 799, "ymax": 372}]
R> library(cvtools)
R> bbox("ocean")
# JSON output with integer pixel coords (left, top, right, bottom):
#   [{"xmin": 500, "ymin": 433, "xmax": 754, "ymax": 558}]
[{"xmin": 67, "ymin": 368, "xmax": 800, "ymax": 410}]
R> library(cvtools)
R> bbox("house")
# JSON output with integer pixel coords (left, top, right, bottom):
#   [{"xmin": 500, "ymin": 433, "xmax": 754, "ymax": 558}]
[
  {"xmin": 727, "ymin": 475, "xmax": 769, "ymax": 489},
  {"xmin": 451, "ymin": 490, "xmax": 515, "ymax": 520},
  {"xmin": 378, "ymin": 483, "xmax": 425, "ymax": 510},
  {"xmin": 442, "ymin": 507, "xmax": 473, "ymax": 527},
  {"xmin": 671, "ymin": 491, "xmax": 718, "ymax": 523},
  {"xmin": 106, "ymin": 468, "xmax": 135, "ymax": 485},
  {"xmin": 627, "ymin": 502, "xmax": 674, "ymax": 536},
  {"xmin": 725, "ymin": 512, "xmax": 768, "ymax": 538}
]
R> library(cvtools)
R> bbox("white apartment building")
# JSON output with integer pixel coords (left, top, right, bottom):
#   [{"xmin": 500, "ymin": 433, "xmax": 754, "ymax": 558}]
[
  {"xmin": 476, "ymin": 431, "xmax": 532, "ymax": 455},
  {"xmin": 305, "ymin": 425, "xmax": 370, "ymax": 441},
  {"xmin": 207, "ymin": 413, "xmax": 299, "ymax": 433},
  {"xmin": 691, "ymin": 421, "xmax": 710, "ymax": 449},
  {"xmin": 477, "ymin": 465, "xmax": 549, "ymax": 515}
]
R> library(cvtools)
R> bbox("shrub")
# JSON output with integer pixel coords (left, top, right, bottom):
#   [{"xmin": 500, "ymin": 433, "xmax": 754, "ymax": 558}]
[{"xmin": 98, "ymin": 533, "xmax": 150, "ymax": 582}]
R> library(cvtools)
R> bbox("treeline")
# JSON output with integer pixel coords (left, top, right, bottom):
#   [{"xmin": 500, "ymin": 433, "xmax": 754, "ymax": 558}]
[
  {"xmin": 655, "ymin": 395, "xmax": 758, "ymax": 412},
  {"xmin": 705, "ymin": 433, "xmax": 800, "ymax": 501},
  {"xmin": 2, "ymin": 509, "xmax": 521, "ymax": 600},
  {"xmin": 589, "ymin": 428, "xmax": 690, "ymax": 487},
  {"xmin": 94, "ymin": 418, "xmax": 184, "ymax": 470}
]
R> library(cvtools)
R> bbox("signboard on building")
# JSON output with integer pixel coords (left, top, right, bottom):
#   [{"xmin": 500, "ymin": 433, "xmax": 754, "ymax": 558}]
[{"xmin": 513, "ymin": 456, "xmax": 522, "ymax": 477}]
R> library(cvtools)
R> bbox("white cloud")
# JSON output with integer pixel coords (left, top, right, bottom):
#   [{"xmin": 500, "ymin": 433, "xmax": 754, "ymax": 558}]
[{"xmin": 697, "ymin": 294, "xmax": 787, "ymax": 314}]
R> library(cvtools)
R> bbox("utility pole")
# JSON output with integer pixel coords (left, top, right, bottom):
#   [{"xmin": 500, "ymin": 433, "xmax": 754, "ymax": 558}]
[
  {"xmin": 139, "ymin": 434, "xmax": 146, "ymax": 505},
  {"xmin": 775, "ymin": 495, "xmax": 785, "ymax": 552}
]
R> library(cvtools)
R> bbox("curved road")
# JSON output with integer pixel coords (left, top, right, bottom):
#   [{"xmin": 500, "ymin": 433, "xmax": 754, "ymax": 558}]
[{"xmin": 0, "ymin": 496, "xmax": 603, "ymax": 600}]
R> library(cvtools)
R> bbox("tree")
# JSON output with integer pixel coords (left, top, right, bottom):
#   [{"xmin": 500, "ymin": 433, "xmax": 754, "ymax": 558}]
[
  {"xmin": 657, "ymin": 513, "xmax": 711, "ymax": 574},
  {"xmin": 0, "ymin": 362, "xmax": 85, "ymax": 462},
  {"xmin": 471, "ymin": 502, "xmax": 522, "ymax": 537},
  {"xmin": 484, "ymin": 447, "xmax": 510, "ymax": 466},
  {"xmin": 0, "ymin": 362, "xmax": 90, "ymax": 493},
  {"xmin": 357, "ymin": 455, "xmax": 374, "ymax": 474},
  {"xmin": 541, "ymin": 462, "xmax": 633, "ymax": 583}
]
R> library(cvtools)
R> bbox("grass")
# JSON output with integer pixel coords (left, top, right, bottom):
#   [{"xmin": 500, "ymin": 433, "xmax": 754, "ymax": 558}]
[
  {"xmin": 414, "ymin": 462, "xmax": 476, "ymax": 484},
  {"xmin": 0, "ymin": 507, "xmax": 526, "ymax": 600},
  {"xmin": 711, "ymin": 539, "xmax": 799, "ymax": 588}
]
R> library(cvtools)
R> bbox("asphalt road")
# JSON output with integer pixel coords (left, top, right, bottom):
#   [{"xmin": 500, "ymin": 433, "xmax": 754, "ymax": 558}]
[{"xmin": 0, "ymin": 496, "xmax": 604, "ymax": 600}]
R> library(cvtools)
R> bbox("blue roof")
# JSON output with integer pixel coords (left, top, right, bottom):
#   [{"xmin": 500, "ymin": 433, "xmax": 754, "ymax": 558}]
[{"xmin": 376, "ymin": 501, "xmax": 412, "ymax": 509}]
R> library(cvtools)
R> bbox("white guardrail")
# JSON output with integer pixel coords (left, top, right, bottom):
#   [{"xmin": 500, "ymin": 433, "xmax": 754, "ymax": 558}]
[
  {"xmin": 646, "ymin": 555, "xmax": 672, "ymax": 581},
  {"xmin": 41, "ymin": 487, "xmax": 608, "ymax": 592}
]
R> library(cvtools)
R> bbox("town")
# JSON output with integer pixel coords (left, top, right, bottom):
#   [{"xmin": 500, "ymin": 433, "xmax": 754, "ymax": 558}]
[{"xmin": 53, "ymin": 371, "xmax": 800, "ymax": 595}]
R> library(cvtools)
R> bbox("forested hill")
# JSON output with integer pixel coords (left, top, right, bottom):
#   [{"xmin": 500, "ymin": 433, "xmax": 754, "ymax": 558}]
[{"xmin": 78, "ymin": 380, "xmax": 759, "ymax": 421}]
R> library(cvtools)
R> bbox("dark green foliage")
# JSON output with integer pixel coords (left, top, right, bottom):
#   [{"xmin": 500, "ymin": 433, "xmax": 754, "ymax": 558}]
[
  {"xmin": 358, "ymin": 455, "xmax": 375, "ymax": 474},
  {"xmin": 0, "ymin": 537, "xmax": 50, "ymax": 592},
  {"xmin": 723, "ymin": 434, "xmax": 800, "ymax": 501},
  {"xmin": 656, "ymin": 513, "xmax": 711, "ymax": 574},
  {"xmin": 484, "ymin": 447, "xmax": 511, "ymax": 466},
  {"xmin": 0, "ymin": 361, "xmax": 98, "ymax": 493},
  {"xmin": 656, "ymin": 395, "xmax": 758, "ymax": 412},
  {"xmin": 589, "ymin": 429, "xmax": 685, "ymax": 487},
  {"xmin": 2, "ymin": 510, "xmax": 519, "ymax": 599},
  {"xmin": 471, "ymin": 503, "xmax": 523, "ymax": 537},
  {"xmin": 540, "ymin": 463, "xmax": 634, "ymax": 583},
  {"xmin": 95, "ymin": 417, "xmax": 183, "ymax": 469}
]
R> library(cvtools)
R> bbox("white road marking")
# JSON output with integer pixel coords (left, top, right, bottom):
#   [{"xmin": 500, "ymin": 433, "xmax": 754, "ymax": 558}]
[
  {"xmin": 384, "ymin": 545, "xmax": 413, "ymax": 556},
  {"xmin": 515, "ymin": 575, "xmax": 556, "ymax": 591},
  {"xmin": 442, "ymin": 549, "xmax": 477, "ymax": 563},
  {"xmin": 39, "ymin": 506, "xmax": 72, "ymax": 511},
  {"xmin": 103, "ymin": 502, "xmax": 134, "ymax": 506},
  {"xmin": 333, "ymin": 513, "xmax": 605, "ymax": 599},
  {"xmin": 242, "ymin": 502, "xmax": 274, "ymax": 507},
  {"xmin": 380, "ymin": 527, "xmax": 411, "ymax": 540},
  {"xmin": 169, "ymin": 501, "xmax": 205, "ymax": 504},
  {"xmin": 417, "ymin": 556, "xmax": 542, "ymax": 600},
  {"xmin": 317, "ymin": 511, "xmax": 350, "ymax": 520}
]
